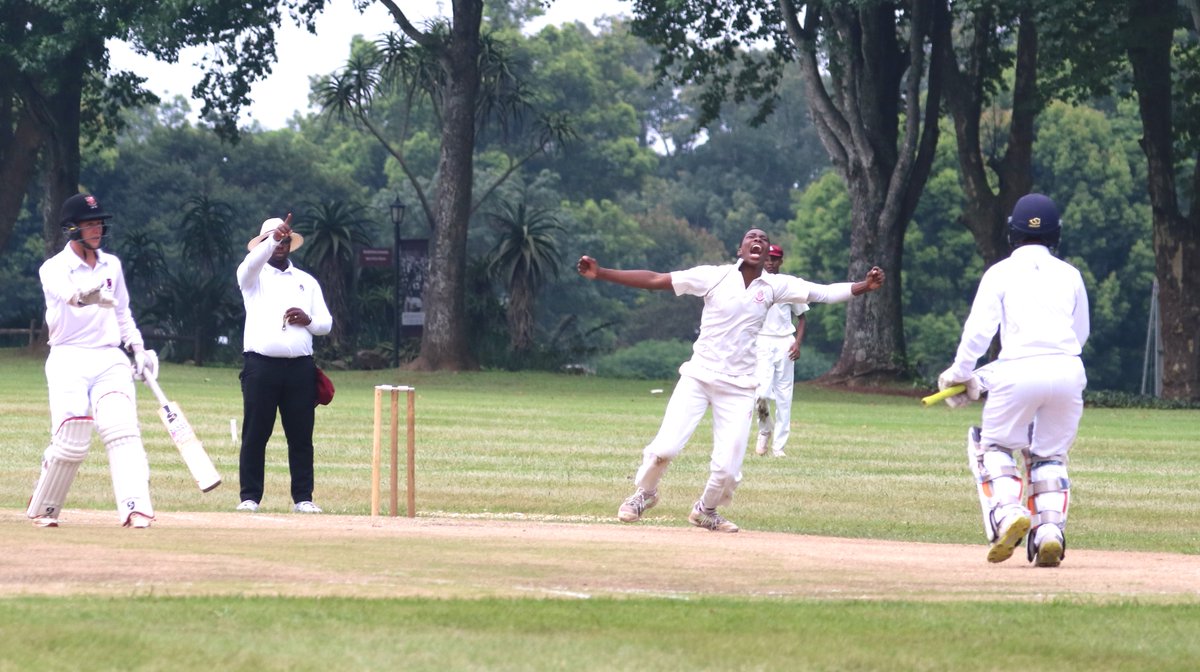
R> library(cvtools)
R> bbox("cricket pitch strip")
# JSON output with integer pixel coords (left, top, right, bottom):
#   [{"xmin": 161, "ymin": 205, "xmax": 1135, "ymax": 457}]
[{"xmin": 2, "ymin": 509, "xmax": 1197, "ymax": 603}]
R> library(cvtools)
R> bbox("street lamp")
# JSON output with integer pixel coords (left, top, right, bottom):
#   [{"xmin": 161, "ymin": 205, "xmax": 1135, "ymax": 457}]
[{"xmin": 389, "ymin": 196, "xmax": 407, "ymax": 368}]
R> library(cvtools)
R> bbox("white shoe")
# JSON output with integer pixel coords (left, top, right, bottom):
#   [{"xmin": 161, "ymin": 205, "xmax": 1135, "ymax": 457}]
[
  {"xmin": 688, "ymin": 501, "xmax": 739, "ymax": 533},
  {"xmin": 1031, "ymin": 528, "xmax": 1065, "ymax": 567},
  {"xmin": 236, "ymin": 500, "xmax": 259, "ymax": 512},
  {"xmin": 772, "ymin": 450, "xmax": 787, "ymax": 458},
  {"xmin": 617, "ymin": 489, "xmax": 658, "ymax": 523},
  {"xmin": 1034, "ymin": 537, "xmax": 1064, "ymax": 567},
  {"xmin": 124, "ymin": 512, "xmax": 153, "ymax": 529},
  {"xmin": 987, "ymin": 510, "xmax": 1031, "ymax": 563},
  {"xmin": 31, "ymin": 515, "xmax": 59, "ymax": 528},
  {"xmin": 755, "ymin": 432, "xmax": 770, "ymax": 456},
  {"xmin": 293, "ymin": 501, "xmax": 322, "ymax": 513}
]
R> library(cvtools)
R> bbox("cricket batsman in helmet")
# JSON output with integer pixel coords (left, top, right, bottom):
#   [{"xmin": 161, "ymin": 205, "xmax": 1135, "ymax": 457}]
[
  {"xmin": 27, "ymin": 192, "xmax": 159, "ymax": 528},
  {"xmin": 937, "ymin": 193, "xmax": 1089, "ymax": 566}
]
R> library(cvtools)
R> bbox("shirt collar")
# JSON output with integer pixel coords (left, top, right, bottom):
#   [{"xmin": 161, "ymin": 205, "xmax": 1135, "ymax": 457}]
[
  {"xmin": 63, "ymin": 244, "xmax": 109, "ymax": 269},
  {"xmin": 1011, "ymin": 244, "xmax": 1052, "ymax": 259}
]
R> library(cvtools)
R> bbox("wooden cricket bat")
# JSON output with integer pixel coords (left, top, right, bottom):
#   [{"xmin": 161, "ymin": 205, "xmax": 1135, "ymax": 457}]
[
  {"xmin": 143, "ymin": 374, "xmax": 222, "ymax": 492},
  {"xmin": 920, "ymin": 384, "xmax": 966, "ymax": 406}
]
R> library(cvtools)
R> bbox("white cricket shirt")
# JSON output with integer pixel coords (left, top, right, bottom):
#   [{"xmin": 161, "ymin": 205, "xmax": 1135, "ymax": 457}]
[
  {"xmin": 39, "ymin": 244, "xmax": 143, "ymax": 349},
  {"xmin": 237, "ymin": 236, "xmax": 332, "ymax": 358},
  {"xmin": 759, "ymin": 300, "xmax": 809, "ymax": 338},
  {"xmin": 947, "ymin": 244, "xmax": 1089, "ymax": 381},
  {"xmin": 671, "ymin": 260, "xmax": 853, "ymax": 387}
]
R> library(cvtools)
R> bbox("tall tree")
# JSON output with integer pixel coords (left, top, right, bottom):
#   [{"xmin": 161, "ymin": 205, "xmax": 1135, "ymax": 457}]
[
  {"xmin": 1122, "ymin": 0, "xmax": 1200, "ymax": 399},
  {"xmin": 632, "ymin": 0, "xmax": 948, "ymax": 383},
  {"xmin": 318, "ymin": 0, "xmax": 570, "ymax": 370}
]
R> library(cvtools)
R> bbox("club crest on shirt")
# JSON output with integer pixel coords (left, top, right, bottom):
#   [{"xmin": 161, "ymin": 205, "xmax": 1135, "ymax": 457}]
[{"xmin": 755, "ymin": 290, "xmax": 766, "ymax": 303}]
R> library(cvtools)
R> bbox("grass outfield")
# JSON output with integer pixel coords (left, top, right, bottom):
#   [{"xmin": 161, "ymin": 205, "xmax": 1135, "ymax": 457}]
[{"xmin": 1, "ymin": 348, "xmax": 1199, "ymax": 670}]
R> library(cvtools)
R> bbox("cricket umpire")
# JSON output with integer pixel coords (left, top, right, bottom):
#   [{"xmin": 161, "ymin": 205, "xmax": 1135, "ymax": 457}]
[{"xmin": 235, "ymin": 213, "xmax": 332, "ymax": 514}]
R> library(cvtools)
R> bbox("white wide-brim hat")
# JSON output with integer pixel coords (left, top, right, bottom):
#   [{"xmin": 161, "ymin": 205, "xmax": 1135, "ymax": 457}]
[{"xmin": 247, "ymin": 217, "xmax": 304, "ymax": 252}]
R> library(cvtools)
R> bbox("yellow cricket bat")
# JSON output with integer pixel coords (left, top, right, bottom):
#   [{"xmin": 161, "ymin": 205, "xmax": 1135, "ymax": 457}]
[
  {"xmin": 921, "ymin": 384, "xmax": 966, "ymax": 406},
  {"xmin": 143, "ymin": 374, "xmax": 222, "ymax": 492}
]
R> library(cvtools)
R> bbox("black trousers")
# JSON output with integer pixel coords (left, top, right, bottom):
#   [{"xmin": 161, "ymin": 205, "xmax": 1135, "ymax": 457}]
[{"xmin": 239, "ymin": 352, "xmax": 316, "ymax": 504}]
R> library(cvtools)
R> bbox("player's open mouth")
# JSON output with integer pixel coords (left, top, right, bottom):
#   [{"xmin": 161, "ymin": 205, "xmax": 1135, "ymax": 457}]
[{"xmin": 749, "ymin": 244, "xmax": 763, "ymax": 255}]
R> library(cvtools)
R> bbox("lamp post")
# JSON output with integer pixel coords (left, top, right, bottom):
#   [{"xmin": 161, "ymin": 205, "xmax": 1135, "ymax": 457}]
[{"xmin": 389, "ymin": 197, "xmax": 407, "ymax": 368}]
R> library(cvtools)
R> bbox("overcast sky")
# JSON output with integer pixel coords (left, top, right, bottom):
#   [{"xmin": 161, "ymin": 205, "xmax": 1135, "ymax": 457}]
[{"xmin": 107, "ymin": 0, "xmax": 631, "ymax": 129}]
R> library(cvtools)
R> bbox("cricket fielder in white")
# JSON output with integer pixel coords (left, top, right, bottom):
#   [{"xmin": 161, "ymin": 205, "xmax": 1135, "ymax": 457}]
[
  {"xmin": 578, "ymin": 229, "xmax": 884, "ymax": 532},
  {"xmin": 753, "ymin": 244, "xmax": 808, "ymax": 458},
  {"xmin": 28, "ymin": 193, "xmax": 159, "ymax": 528},
  {"xmin": 938, "ymin": 193, "xmax": 1089, "ymax": 567}
]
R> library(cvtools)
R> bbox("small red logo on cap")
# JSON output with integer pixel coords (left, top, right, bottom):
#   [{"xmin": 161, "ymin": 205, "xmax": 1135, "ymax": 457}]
[{"xmin": 85, "ymin": 196, "xmax": 98, "ymax": 209}]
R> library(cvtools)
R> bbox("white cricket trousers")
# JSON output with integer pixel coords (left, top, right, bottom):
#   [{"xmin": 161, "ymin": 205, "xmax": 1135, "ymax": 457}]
[
  {"xmin": 755, "ymin": 333, "xmax": 796, "ymax": 452},
  {"xmin": 45, "ymin": 346, "xmax": 136, "ymax": 429},
  {"xmin": 44, "ymin": 345, "xmax": 152, "ymax": 520},
  {"xmin": 978, "ymin": 354, "xmax": 1086, "ymax": 460},
  {"xmin": 635, "ymin": 373, "xmax": 753, "ymax": 509}
]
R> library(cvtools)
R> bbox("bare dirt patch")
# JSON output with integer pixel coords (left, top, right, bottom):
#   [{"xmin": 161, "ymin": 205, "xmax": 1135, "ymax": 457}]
[{"xmin": 3, "ymin": 509, "xmax": 1197, "ymax": 602}]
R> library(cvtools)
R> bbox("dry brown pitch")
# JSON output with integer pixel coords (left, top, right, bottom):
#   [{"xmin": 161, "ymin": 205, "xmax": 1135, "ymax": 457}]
[{"xmin": 4, "ymin": 509, "xmax": 1198, "ymax": 603}]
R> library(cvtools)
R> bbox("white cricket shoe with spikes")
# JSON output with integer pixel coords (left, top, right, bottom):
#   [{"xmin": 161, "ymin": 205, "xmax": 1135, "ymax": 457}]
[
  {"xmin": 617, "ymin": 489, "xmax": 657, "ymax": 522},
  {"xmin": 987, "ymin": 509, "xmax": 1031, "ymax": 563},
  {"xmin": 688, "ymin": 501, "xmax": 739, "ymax": 533}
]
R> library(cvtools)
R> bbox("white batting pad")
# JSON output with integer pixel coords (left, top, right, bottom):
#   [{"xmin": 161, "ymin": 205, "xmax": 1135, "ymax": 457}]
[
  {"xmin": 105, "ymin": 435, "xmax": 154, "ymax": 523},
  {"xmin": 95, "ymin": 392, "xmax": 154, "ymax": 522},
  {"xmin": 26, "ymin": 417, "xmax": 93, "ymax": 519}
]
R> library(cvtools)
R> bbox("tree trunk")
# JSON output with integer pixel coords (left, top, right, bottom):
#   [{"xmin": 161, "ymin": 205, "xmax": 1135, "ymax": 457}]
[
  {"xmin": 1126, "ymin": 0, "xmax": 1200, "ymax": 400},
  {"xmin": 833, "ymin": 182, "xmax": 908, "ymax": 382},
  {"xmin": 507, "ymin": 273, "xmax": 533, "ymax": 352},
  {"xmin": 782, "ymin": 0, "xmax": 946, "ymax": 384},
  {"xmin": 407, "ymin": 0, "xmax": 483, "ymax": 371},
  {"xmin": 319, "ymin": 259, "xmax": 350, "ymax": 352},
  {"xmin": 940, "ymin": 5, "xmax": 1037, "ymax": 269},
  {"xmin": 36, "ymin": 46, "xmax": 88, "ymax": 259},
  {"xmin": 0, "ymin": 97, "xmax": 43, "ymax": 254}
]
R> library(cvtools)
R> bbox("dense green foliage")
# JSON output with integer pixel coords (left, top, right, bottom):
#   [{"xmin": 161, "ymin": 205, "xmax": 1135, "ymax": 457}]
[
  {"xmin": 0, "ymin": 10, "xmax": 1166, "ymax": 391},
  {"xmin": 594, "ymin": 338, "xmax": 693, "ymax": 379}
]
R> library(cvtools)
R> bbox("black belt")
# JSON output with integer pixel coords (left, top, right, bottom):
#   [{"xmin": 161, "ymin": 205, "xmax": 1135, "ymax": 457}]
[{"xmin": 243, "ymin": 352, "xmax": 312, "ymax": 361}]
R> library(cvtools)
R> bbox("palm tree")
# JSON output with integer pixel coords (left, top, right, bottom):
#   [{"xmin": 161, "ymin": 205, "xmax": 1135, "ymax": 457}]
[
  {"xmin": 485, "ymin": 200, "xmax": 565, "ymax": 353},
  {"xmin": 293, "ymin": 200, "xmax": 372, "ymax": 353},
  {"xmin": 179, "ymin": 195, "xmax": 238, "ymax": 278},
  {"xmin": 115, "ymin": 230, "xmax": 167, "ymax": 316},
  {"xmin": 138, "ymin": 196, "xmax": 240, "ymax": 365}
]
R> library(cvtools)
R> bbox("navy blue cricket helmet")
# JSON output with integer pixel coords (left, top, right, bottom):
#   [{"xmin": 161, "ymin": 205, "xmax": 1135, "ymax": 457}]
[{"xmin": 1007, "ymin": 193, "xmax": 1061, "ymax": 249}]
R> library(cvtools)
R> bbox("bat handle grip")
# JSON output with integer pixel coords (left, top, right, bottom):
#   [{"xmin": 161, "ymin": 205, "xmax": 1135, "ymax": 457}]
[
  {"xmin": 921, "ymin": 384, "xmax": 966, "ymax": 406},
  {"xmin": 141, "ymin": 372, "xmax": 170, "ymax": 407}
]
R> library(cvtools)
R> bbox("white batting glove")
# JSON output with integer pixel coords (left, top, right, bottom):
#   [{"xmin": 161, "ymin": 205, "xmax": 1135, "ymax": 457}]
[
  {"xmin": 70, "ymin": 282, "xmax": 115, "ymax": 308},
  {"xmin": 938, "ymin": 368, "xmax": 981, "ymax": 408},
  {"xmin": 132, "ymin": 345, "xmax": 159, "ymax": 381}
]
